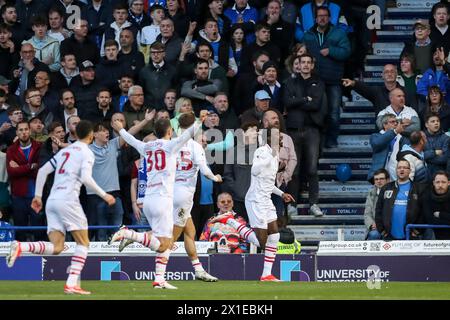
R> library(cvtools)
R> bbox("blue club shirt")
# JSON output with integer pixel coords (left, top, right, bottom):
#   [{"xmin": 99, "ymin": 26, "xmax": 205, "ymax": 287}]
[{"xmin": 391, "ymin": 181, "xmax": 411, "ymax": 239}]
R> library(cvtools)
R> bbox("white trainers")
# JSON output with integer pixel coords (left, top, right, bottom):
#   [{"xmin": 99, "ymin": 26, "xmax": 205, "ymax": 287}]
[
  {"xmin": 153, "ymin": 281, "xmax": 178, "ymax": 289},
  {"xmin": 108, "ymin": 225, "xmax": 128, "ymax": 245},
  {"xmin": 118, "ymin": 238, "xmax": 134, "ymax": 252},
  {"xmin": 309, "ymin": 204, "xmax": 323, "ymax": 217},
  {"xmin": 287, "ymin": 204, "xmax": 297, "ymax": 216},
  {"xmin": 195, "ymin": 270, "xmax": 218, "ymax": 282},
  {"xmin": 6, "ymin": 241, "xmax": 21, "ymax": 268}
]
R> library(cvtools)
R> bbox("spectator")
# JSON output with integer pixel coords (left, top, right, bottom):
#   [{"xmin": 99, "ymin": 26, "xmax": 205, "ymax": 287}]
[
  {"xmin": 163, "ymin": 88, "xmax": 176, "ymax": 117},
  {"xmin": 0, "ymin": 208, "xmax": 14, "ymax": 242},
  {"xmin": 170, "ymin": 97, "xmax": 194, "ymax": 136},
  {"xmin": 22, "ymin": 15, "xmax": 61, "ymax": 72},
  {"xmin": 230, "ymin": 25, "xmax": 247, "ymax": 72},
  {"xmin": 139, "ymin": 4, "xmax": 165, "ymax": 47},
  {"xmin": 96, "ymin": 39, "xmax": 129, "ymax": 95},
  {"xmin": 166, "ymin": 0, "xmax": 190, "ymax": 39},
  {"xmin": 112, "ymin": 74, "xmax": 134, "ymax": 112},
  {"xmin": 417, "ymin": 47, "xmax": 450, "ymax": 105},
  {"xmin": 80, "ymin": 88, "xmax": 114, "ymax": 124},
  {"xmin": 28, "ymin": 116, "xmax": 47, "ymax": 143},
  {"xmin": 224, "ymin": 0, "xmax": 258, "ymax": 44},
  {"xmin": 33, "ymin": 70, "xmax": 59, "ymax": 114},
  {"xmin": 122, "ymin": 85, "xmax": 153, "ymax": 139},
  {"xmin": 6, "ymin": 120, "xmax": 43, "ymax": 241},
  {"xmin": 47, "ymin": 7, "xmax": 71, "ymax": 44},
  {"xmin": 239, "ymin": 22, "xmax": 280, "ymax": 74},
  {"xmin": 196, "ymin": 18, "xmax": 238, "ymax": 76},
  {"xmin": 86, "ymin": 118, "xmax": 149, "ymax": 241},
  {"xmin": 155, "ymin": 18, "xmax": 183, "ymax": 65},
  {"xmin": 199, "ymin": 192, "xmax": 250, "ymax": 253},
  {"xmin": 303, "ymin": 6, "xmax": 351, "ymax": 148},
  {"xmin": 64, "ymin": 115, "xmax": 80, "ymax": 144},
  {"xmin": 240, "ymin": 90, "xmax": 270, "ymax": 125},
  {"xmin": 283, "ymin": 53, "xmax": 327, "ymax": 217},
  {"xmin": 21, "ymin": 87, "xmax": 53, "ymax": 130},
  {"xmin": 397, "ymin": 130, "xmax": 430, "ymax": 183},
  {"xmin": 11, "ymin": 43, "xmax": 50, "ymax": 104},
  {"xmin": 422, "ymin": 171, "xmax": 450, "ymax": 240},
  {"xmin": 85, "ymin": 0, "xmax": 113, "ymax": 49},
  {"xmin": 262, "ymin": 109, "xmax": 296, "ymax": 225},
  {"xmin": 72, "ymin": 60, "xmax": 102, "ymax": 116},
  {"xmin": 255, "ymin": 60, "xmax": 282, "ymax": 112},
  {"xmin": 127, "ymin": 0, "xmax": 151, "ymax": 32},
  {"xmin": 0, "ymin": 107, "xmax": 23, "ymax": 147},
  {"xmin": 214, "ymin": 93, "xmax": 239, "ymax": 130},
  {"xmin": 53, "ymin": 89, "xmax": 78, "ymax": 133},
  {"xmin": 233, "ymin": 50, "xmax": 269, "ymax": 115},
  {"xmin": 0, "ymin": 88, "xmax": 11, "ymax": 127},
  {"xmin": 375, "ymin": 159, "xmax": 425, "ymax": 240},
  {"xmin": 202, "ymin": 0, "xmax": 232, "ymax": 38},
  {"xmin": 364, "ymin": 168, "xmax": 389, "ymax": 240},
  {"xmin": 261, "ymin": 0, "xmax": 294, "ymax": 62},
  {"xmin": 430, "ymin": 3, "xmax": 450, "ymax": 55},
  {"xmin": 397, "ymin": 53, "xmax": 420, "ymax": 111},
  {"xmin": 51, "ymin": 0, "xmax": 87, "ymax": 30},
  {"xmin": 283, "ymin": 43, "xmax": 307, "ymax": 77},
  {"xmin": 222, "ymin": 121, "xmax": 258, "ymax": 222},
  {"xmin": 342, "ymin": 64, "xmax": 418, "ymax": 114},
  {"xmin": 423, "ymin": 113, "xmax": 449, "ymax": 175},
  {"xmin": 420, "ymin": 86, "xmax": 450, "ymax": 132},
  {"xmin": 0, "ymin": 76, "xmax": 19, "ymax": 113},
  {"xmin": 401, "ymin": 19, "xmax": 433, "ymax": 74},
  {"xmin": 118, "ymin": 29, "xmax": 145, "ymax": 79},
  {"xmin": 50, "ymin": 53, "xmax": 81, "ymax": 91},
  {"xmin": 15, "ymin": 0, "xmax": 49, "ymax": 41},
  {"xmin": 376, "ymin": 88, "xmax": 420, "ymax": 136},
  {"xmin": 0, "ymin": 24, "xmax": 20, "ymax": 79},
  {"xmin": 100, "ymin": 3, "xmax": 138, "ymax": 57},
  {"xmin": 181, "ymin": 59, "xmax": 221, "ymax": 115},
  {"xmin": 369, "ymin": 113, "xmax": 407, "ymax": 182},
  {"xmin": 1, "ymin": 4, "xmax": 25, "ymax": 45},
  {"xmin": 60, "ymin": 19, "xmax": 100, "ymax": 65}
]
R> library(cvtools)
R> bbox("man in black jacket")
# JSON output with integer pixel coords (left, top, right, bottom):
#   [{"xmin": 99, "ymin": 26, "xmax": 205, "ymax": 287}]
[
  {"xmin": 375, "ymin": 159, "xmax": 425, "ymax": 240},
  {"xmin": 421, "ymin": 171, "xmax": 450, "ymax": 239},
  {"xmin": 283, "ymin": 53, "xmax": 327, "ymax": 217},
  {"xmin": 60, "ymin": 19, "xmax": 100, "ymax": 65}
]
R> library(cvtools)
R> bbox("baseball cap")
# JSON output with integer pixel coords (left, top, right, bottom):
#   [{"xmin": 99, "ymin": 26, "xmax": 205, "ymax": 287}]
[
  {"xmin": 0, "ymin": 75, "xmax": 11, "ymax": 85},
  {"xmin": 262, "ymin": 60, "xmax": 277, "ymax": 74},
  {"xmin": 28, "ymin": 116, "xmax": 43, "ymax": 124},
  {"xmin": 255, "ymin": 90, "xmax": 271, "ymax": 100},
  {"xmin": 206, "ymin": 106, "xmax": 219, "ymax": 115},
  {"xmin": 80, "ymin": 60, "xmax": 95, "ymax": 71},
  {"xmin": 414, "ymin": 19, "xmax": 430, "ymax": 29}
]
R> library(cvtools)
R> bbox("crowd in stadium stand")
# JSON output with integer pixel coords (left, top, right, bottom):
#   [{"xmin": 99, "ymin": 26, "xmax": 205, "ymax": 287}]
[{"xmin": 0, "ymin": 0, "xmax": 449, "ymax": 246}]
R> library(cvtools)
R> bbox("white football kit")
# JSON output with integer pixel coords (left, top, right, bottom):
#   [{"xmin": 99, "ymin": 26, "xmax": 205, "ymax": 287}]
[
  {"xmin": 119, "ymin": 123, "xmax": 200, "ymax": 238},
  {"xmin": 173, "ymin": 139, "xmax": 219, "ymax": 227},
  {"xmin": 35, "ymin": 141, "xmax": 107, "ymax": 234},
  {"xmin": 245, "ymin": 144, "xmax": 284, "ymax": 229}
]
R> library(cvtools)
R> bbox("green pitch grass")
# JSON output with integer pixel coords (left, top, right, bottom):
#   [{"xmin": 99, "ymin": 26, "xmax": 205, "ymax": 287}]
[{"xmin": 0, "ymin": 281, "xmax": 450, "ymax": 300}]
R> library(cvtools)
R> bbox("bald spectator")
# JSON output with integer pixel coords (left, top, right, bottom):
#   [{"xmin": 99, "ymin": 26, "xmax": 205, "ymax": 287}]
[
  {"xmin": 122, "ymin": 85, "xmax": 153, "ymax": 139},
  {"xmin": 376, "ymin": 88, "xmax": 421, "ymax": 136},
  {"xmin": 154, "ymin": 18, "xmax": 182, "ymax": 65},
  {"xmin": 343, "ymin": 64, "xmax": 418, "ymax": 113},
  {"xmin": 397, "ymin": 130, "xmax": 430, "ymax": 183},
  {"xmin": 214, "ymin": 93, "xmax": 239, "ymax": 130},
  {"xmin": 60, "ymin": 19, "xmax": 100, "ymax": 65},
  {"xmin": 33, "ymin": 70, "xmax": 59, "ymax": 114}
]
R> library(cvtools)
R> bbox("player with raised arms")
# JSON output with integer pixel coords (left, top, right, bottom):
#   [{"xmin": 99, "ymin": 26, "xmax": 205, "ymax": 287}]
[
  {"xmin": 108, "ymin": 115, "xmax": 201, "ymax": 289},
  {"xmin": 6, "ymin": 120, "xmax": 116, "ymax": 295}
]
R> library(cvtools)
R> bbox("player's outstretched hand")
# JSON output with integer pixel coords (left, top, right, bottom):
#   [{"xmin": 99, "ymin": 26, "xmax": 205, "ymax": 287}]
[
  {"xmin": 103, "ymin": 194, "xmax": 116, "ymax": 206},
  {"xmin": 112, "ymin": 119, "xmax": 124, "ymax": 132},
  {"xmin": 282, "ymin": 192, "xmax": 295, "ymax": 203},
  {"xmin": 31, "ymin": 196, "xmax": 42, "ymax": 213},
  {"xmin": 215, "ymin": 174, "xmax": 223, "ymax": 183}
]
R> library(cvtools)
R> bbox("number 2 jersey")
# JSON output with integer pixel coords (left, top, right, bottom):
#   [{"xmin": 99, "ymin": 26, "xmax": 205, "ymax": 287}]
[{"xmin": 35, "ymin": 141, "xmax": 107, "ymax": 200}]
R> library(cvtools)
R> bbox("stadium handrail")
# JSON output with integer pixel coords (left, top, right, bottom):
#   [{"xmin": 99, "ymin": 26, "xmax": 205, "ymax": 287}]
[
  {"xmin": 405, "ymin": 224, "xmax": 450, "ymax": 240},
  {"xmin": 0, "ymin": 225, "xmax": 151, "ymax": 231}
]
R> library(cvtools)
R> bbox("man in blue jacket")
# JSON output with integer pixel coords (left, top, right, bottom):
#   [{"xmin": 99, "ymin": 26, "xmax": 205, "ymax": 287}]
[
  {"xmin": 417, "ymin": 48, "xmax": 450, "ymax": 104},
  {"xmin": 303, "ymin": 6, "xmax": 351, "ymax": 148}
]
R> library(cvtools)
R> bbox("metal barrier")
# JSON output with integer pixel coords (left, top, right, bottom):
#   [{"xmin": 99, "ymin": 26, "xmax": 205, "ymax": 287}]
[{"xmin": 406, "ymin": 224, "xmax": 450, "ymax": 240}]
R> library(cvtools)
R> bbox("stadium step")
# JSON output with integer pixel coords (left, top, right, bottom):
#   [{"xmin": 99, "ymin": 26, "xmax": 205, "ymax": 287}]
[
  {"xmin": 386, "ymin": 8, "xmax": 432, "ymax": 19},
  {"xmin": 382, "ymin": 19, "xmax": 415, "ymax": 31},
  {"xmin": 372, "ymin": 42, "xmax": 405, "ymax": 56},
  {"xmin": 366, "ymin": 55, "xmax": 400, "ymax": 66},
  {"xmin": 363, "ymin": 65, "xmax": 384, "ymax": 78},
  {"xmin": 318, "ymin": 157, "xmax": 371, "ymax": 181},
  {"xmin": 296, "ymin": 203, "xmax": 366, "ymax": 216},
  {"xmin": 290, "ymin": 215, "xmax": 364, "ymax": 225},
  {"xmin": 322, "ymin": 135, "xmax": 371, "ymax": 157},
  {"xmin": 339, "ymin": 112, "xmax": 376, "ymax": 134},
  {"xmin": 375, "ymin": 30, "xmax": 412, "ymax": 42},
  {"xmin": 361, "ymin": 78, "xmax": 384, "ymax": 84},
  {"xmin": 298, "ymin": 181, "xmax": 372, "ymax": 204},
  {"xmin": 289, "ymin": 225, "xmax": 367, "ymax": 242},
  {"xmin": 343, "ymin": 101, "xmax": 373, "ymax": 113}
]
